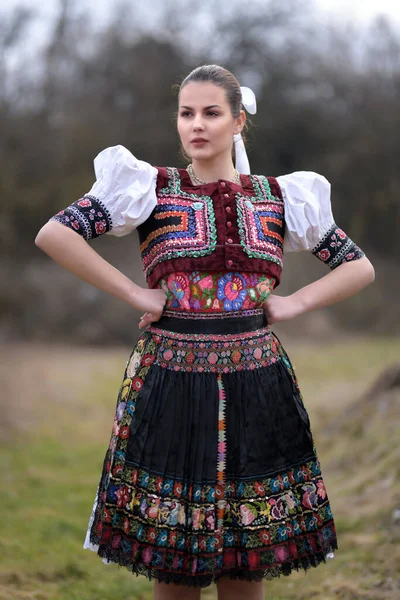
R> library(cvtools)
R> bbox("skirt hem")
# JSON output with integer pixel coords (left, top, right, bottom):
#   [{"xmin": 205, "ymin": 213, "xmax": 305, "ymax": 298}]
[{"xmin": 82, "ymin": 540, "xmax": 337, "ymax": 587}]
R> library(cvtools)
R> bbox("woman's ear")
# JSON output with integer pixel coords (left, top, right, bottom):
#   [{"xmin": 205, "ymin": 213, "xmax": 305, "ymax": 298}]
[{"xmin": 234, "ymin": 110, "xmax": 247, "ymax": 135}]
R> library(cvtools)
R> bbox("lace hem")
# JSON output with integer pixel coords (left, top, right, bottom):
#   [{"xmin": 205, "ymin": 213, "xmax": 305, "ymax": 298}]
[{"xmin": 83, "ymin": 537, "xmax": 336, "ymax": 587}]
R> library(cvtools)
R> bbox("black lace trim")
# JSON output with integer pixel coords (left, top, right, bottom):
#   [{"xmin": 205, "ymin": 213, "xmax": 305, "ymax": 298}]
[
  {"xmin": 49, "ymin": 194, "xmax": 113, "ymax": 240},
  {"xmin": 92, "ymin": 541, "xmax": 337, "ymax": 587},
  {"xmin": 312, "ymin": 223, "xmax": 365, "ymax": 269}
]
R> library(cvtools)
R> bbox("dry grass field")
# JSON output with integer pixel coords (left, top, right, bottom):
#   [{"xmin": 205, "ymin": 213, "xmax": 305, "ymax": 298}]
[{"xmin": 0, "ymin": 336, "xmax": 399, "ymax": 600}]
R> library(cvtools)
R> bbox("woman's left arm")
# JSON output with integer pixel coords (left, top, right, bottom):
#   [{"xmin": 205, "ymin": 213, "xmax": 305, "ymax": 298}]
[{"xmin": 265, "ymin": 256, "xmax": 375, "ymax": 324}]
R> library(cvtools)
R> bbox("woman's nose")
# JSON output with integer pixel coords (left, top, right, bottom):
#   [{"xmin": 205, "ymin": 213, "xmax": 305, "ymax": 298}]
[{"xmin": 192, "ymin": 115, "xmax": 204, "ymax": 130}]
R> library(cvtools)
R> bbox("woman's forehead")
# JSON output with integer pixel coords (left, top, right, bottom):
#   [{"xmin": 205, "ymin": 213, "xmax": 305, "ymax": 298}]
[{"xmin": 179, "ymin": 82, "xmax": 227, "ymax": 107}]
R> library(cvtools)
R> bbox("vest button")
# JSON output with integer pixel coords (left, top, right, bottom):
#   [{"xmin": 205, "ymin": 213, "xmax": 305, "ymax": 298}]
[
  {"xmin": 225, "ymin": 206, "xmax": 231, "ymax": 213},
  {"xmin": 227, "ymin": 237, "xmax": 233, "ymax": 244},
  {"xmin": 227, "ymin": 259, "xmax": 233, "ymax": 267},
  {"xmin": 223, "ymin": 193, "xmax": 229, "ymax": 198},
  {"xmin": 226, "ymin": 221, "xmax": 232, "ymax": 227},
  {"xmin": 221, "ymin": 181, "xmax": 226, "ymax": 187}
]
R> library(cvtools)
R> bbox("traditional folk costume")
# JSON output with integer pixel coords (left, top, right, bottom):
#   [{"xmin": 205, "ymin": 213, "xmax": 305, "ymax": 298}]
[{"xmin": 49, "ymin": 108, "xmax": 365, "ymax": 587}]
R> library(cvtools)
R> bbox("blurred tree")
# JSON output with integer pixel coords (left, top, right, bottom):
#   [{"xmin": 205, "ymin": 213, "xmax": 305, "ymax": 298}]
[{"xmin": 1, "ymin": 0, "xmax": 398, "ymax": 341}]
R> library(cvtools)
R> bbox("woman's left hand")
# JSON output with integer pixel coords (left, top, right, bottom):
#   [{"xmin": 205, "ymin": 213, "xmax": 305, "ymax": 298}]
[{"xmin": 263, "ymin": 294, "xmax": 302, "ymax": 324}]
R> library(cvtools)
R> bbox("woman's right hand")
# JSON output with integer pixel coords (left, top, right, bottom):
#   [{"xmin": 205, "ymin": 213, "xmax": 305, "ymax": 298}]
[{"xmin": 135, "ymin": 288, "xmax": 167, "ymax": 329}]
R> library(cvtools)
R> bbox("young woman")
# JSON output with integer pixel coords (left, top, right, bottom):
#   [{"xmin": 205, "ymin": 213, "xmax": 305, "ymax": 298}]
[{"xmin": 35, "ymin": 65, "xmax": 375, "ymax": 600}]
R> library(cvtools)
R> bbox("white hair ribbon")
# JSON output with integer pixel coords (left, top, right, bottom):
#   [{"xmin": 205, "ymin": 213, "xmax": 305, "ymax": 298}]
[{"xmin": 234, "ymin": 86, "xmax": 257, "ymax": 174}]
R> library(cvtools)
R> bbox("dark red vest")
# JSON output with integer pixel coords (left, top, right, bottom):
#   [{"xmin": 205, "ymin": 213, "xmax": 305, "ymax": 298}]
[{"xmin": 137, "ymin": 167, "xmax": 285, "ymax": 289}]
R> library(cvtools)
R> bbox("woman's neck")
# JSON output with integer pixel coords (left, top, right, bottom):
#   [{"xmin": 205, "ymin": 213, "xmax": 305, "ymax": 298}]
[{"xmin": 190, "ymin": 156, "xmax": 237, "ymax": 183}]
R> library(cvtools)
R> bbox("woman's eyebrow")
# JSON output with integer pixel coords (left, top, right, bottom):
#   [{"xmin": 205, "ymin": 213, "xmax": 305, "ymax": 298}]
[{"xmin": 180, "ymin": 104, "xmax": 222, "ymax": 110}]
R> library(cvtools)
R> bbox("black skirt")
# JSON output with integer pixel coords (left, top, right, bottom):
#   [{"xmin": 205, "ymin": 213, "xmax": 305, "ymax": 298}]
[{"xmin": 84, "ymin": 311, "xmax": 337, "ymax": 587}]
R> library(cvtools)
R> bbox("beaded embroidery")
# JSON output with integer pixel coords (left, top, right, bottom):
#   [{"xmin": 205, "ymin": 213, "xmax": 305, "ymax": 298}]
[
  {"xmin": 312, "ymin": 223, "xmax": 365, "ymax": 269},
  {"xmin": 138, "ymin": 168, "xmax": 217, "ymax": 278},
  {"xmin": 49, "ymin": 194, "xmax": 112, "ymax": 240},
  {"xmin": 236, "ymin": 175, "xmax": 285, "ymax": 267}
]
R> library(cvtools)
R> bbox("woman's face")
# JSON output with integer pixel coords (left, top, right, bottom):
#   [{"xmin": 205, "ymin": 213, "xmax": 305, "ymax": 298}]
[{"xmin": 177, "ymin": 82, "xmax": 245, "ymax": 163}]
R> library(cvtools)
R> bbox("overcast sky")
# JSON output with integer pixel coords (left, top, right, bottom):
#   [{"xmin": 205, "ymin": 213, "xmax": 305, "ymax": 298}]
[
  {"xmin": 4, "ymin": 0, "xmax": 400, "ymax": 27},
  {"xmin": 3, "ymin": 0, "xmax": 400, "ymax": 60}
]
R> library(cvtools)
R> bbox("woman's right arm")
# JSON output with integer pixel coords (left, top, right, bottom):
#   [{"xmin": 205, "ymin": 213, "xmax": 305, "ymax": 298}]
[{"xmin": 35, "ymin": 221, "xmax": 166, "ymax": 316}]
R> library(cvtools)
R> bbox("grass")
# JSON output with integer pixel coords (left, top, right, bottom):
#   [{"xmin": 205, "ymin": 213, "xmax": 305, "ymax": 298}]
[{"xmin": 0, "ymin": 337, "xmax": 399, "ymax": 600}]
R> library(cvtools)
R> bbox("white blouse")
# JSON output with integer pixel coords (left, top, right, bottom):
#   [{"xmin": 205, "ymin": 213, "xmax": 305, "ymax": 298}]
[{"xmin": 87, "ymin": 145, "xmax": 335, "ymax": 251}]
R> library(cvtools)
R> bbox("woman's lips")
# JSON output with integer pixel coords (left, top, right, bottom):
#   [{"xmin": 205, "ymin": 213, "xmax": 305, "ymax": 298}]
[{"xmin": 191, "ymin": 138, "xmax": 208, "ymax": 146}]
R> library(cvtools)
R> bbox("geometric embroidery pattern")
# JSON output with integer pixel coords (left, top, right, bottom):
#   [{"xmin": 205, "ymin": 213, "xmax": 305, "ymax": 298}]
[
  {"xmin": 139, "ymin": 194, "xmax": 217, "ymax": 277},
  {"xmin": 236, "ymin": 176, "xmax": 285, "ymax": 267}
]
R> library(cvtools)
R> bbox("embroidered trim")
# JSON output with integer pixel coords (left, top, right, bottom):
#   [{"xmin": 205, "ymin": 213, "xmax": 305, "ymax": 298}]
[
  {"xmin": 49, "ymin": 194, "xmax": 112, "ymax": 240},
  {"xmin": 312, "ymin": 223, "xmax": 365, "ymax": 269},
  {"xmin": 139, "ymin": 169, "xmax": 217, "ymax": 277},
  {"xmin": 161, "ymin": 308, "xmax": 264, "ymax": 320},
  {"xmin": 147, "ymin": 324, "xmax": 281, "ymax": 374},
  {"xmin": 236, "ymin": 176, "xmax": 285, "ymax": 267}
]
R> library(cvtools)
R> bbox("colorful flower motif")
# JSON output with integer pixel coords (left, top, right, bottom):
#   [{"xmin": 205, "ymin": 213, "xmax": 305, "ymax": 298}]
[
  {"xmin": 240, "ymin": 503, "xmax": 257, "ymax": 525},
  {"xmin": 116, "ymin": 402, "xmax": 126, "ymax": 421},
  {"xmin": 95, "ymin": 219, "xmax": 107, "ymax": 235},
  {"xmin": 254, "ymin": 482, "xmax": 266, "ymax": 496},
  {"xmin": 336, "ymin": 228, "xmax": 346, "ymax": 239},
  {"xmin": 132, "ymin": 376, "xmax": 143, "ymax": 391},
  {"xmin": 270, "ymin": 498, "xmax": 286, "ymax": 520},
  {"xmin": 198, "ymin": 275, "xmax": 214, "ymax": 290},
  {"xmin": 217, "ymin": 273, "xmax": 247, "ymax": 310},
  {"xmin": 274, "ymin": 544, "xmax": 289, "ymax": 562},
  {"xmin": 119, "ymin": 426, "xmax": 129, "ymax": 439},
  {"xmin": 317, "ymin": 480, "xmax": 327, "ymax": 499},
  {"xmin": 167, "ymin": 273, "xmax": 190, "ymax": 309},
  {"xmin": 317, "ymin": 249, "xmax": 331, "ymax": 261},
  {"xmin": 77, "ymin": 198, "xmax": 91, "ymax": 207},
  {"xmin": 115, "ymin": 486, "xmax": 130, "ymax": 508},
  {"xmin": 127, "ymin": 351, "xmax": 141, "ymax": 378},
  {"xmin": 258, "ymin": 529, "xmax": 271, "ymax": 544},
  {"xmin": 302, "ymin": 484, "xmax": 317, "ymax": 509}
]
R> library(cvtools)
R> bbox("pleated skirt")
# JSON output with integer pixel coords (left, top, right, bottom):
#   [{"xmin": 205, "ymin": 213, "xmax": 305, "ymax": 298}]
[{"xmin": 83, "ymin": 311, "xmax": 337, "ymax": 587}]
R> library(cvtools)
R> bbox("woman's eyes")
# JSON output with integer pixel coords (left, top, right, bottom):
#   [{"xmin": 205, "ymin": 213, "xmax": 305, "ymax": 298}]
[{"xmin": 180, "ymin": 111, "xmax": 219, "ymax": 117}]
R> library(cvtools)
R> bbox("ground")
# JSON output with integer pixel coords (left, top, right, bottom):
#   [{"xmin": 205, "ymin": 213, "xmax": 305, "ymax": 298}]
[{"xmin": 0, "ymin": 336, "xmax": 399, "ymax": 600}]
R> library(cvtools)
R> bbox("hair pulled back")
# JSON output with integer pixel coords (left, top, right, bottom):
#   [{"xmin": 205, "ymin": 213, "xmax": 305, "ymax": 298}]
[{"xmin": 179, "ymin": 65, "xmax": 242, "ymax": 119}]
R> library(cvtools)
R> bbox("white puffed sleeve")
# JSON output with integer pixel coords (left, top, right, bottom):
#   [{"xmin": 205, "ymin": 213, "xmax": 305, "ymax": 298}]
[
  {"xmin": 49, "ymin": 145, "xmax": 158, "ymax": 240},
  {"xmin": 276, "ymin": 171, "xmax": 334, "ymax": 252}
]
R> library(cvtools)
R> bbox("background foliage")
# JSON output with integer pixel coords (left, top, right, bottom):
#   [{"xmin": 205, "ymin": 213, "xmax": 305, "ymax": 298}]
[{"xmin": 1, "ymin": 0, "xmax": 399, "ymax": 342}]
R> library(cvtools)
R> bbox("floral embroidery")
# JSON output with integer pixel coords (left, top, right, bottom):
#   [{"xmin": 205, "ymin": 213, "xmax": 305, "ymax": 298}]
[
  {"xmin": 312, "ymin": 223, "xmax": 365, "ymax": 269},
  {"xmin": 148, "ymin": 324, "xmax": 282, "ymax": 374},
  {"xmin": 158, "ymin": 271, "xmax": 275, "ymax": 313},
  {"xmin": 216, "ymin": 273, "xmax": 247, "ymax": 310},
  {"xmin": 49, "ymin": 195, "xmax": 112, "ymax": 240}
]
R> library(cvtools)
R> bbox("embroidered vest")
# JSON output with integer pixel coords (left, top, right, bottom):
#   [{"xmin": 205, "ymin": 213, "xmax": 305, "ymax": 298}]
[{"xmin": 137, "ymin": 167, "xmax": 286, "ymax": 288}]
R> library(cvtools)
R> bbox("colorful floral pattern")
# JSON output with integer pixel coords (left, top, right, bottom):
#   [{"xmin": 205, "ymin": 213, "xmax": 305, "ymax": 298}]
[
  {"xmin": 158, "ymin": 271, "xmax": 274, "ymax": 313},
  {"xmin": 84, "ymin": 322, "xmax": 337, "ymax": 586},
  {"xmin": 49, "ymin": 194, "xmax": 112, "ymax": 240},
  {"xmin": 312, "ymin": 223, "xmax": 365, "ymax": 269},
  {"xmin": 148, "ymin": 323, "xmax": 280, "ymax": 374}
]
